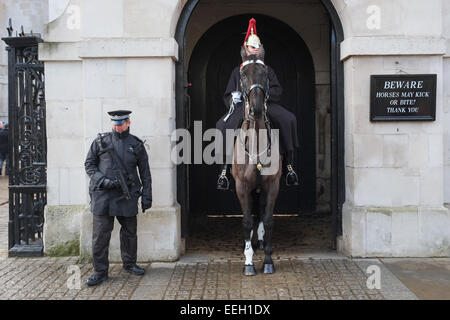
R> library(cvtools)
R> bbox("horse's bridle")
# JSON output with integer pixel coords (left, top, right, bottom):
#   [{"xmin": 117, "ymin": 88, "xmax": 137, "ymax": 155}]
[
  {"xmin": 238, "ymin": 59, "xmax": 272, "ymax": 167},
  {"xmin": 239, "ymin": 59, "xmax": 270, "ymax": 116}
]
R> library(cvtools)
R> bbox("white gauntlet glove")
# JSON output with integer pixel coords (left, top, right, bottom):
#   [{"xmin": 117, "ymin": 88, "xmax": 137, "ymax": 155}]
[{"xmin": 231, "ymin": 91, "xmax": 242, "ymax": 104}]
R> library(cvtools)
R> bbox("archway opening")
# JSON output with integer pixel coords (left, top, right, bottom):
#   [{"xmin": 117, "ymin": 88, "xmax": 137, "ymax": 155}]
[{"xmin": 175, "ymin": 0, "xmax": 345, "ymax": 255}]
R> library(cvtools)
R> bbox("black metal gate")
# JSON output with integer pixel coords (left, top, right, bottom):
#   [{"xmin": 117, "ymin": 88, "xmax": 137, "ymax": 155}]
[{"xmin": 2, "ymin": 23, "xmax": 47, "ymax": 257}]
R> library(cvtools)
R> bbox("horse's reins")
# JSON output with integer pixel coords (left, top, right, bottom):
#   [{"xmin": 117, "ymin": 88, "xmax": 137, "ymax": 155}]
[
  {"xmin": 240, "ymin": 59, "xmax": 270, "ymax": 118},
  {"xmin": 239, "ymin": 59, "xmax": 271, "ymax": 172}
]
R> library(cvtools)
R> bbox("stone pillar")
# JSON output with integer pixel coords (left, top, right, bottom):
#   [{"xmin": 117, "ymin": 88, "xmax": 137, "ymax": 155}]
[
  {"xmin": 339, "ymin": 45, "xmax": 450, "ymax": 257},
  {"xmin": 78, "ymin": 41, "xmax": 181, "ymax": 262},
  {"xmin": 329, "ymin": 0, "xmax": 450, "ymax": 257},
  {"xmin": 40, "ymin": 0, "xmax": 183, "ymax": 261}
]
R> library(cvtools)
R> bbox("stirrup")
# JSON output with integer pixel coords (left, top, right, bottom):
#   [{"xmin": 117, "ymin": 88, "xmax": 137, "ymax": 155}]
[
  {"xmin": 285, "ymin": 165, "xmax": 299, "ymax": 186},
  {"xmin": 217, "ymin": 170, "xmax": 230, "ymax": 191}
]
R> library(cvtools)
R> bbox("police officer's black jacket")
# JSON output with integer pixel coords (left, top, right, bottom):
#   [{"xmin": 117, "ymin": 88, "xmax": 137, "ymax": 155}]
[{"xmin": 85, "ymin": 129, "xmax": 152, "ymax": 217}]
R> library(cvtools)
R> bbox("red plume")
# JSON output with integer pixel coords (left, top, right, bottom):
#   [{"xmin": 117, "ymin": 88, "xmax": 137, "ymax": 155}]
[{"xmin": 243, "ymin": 18, "xmax": 257, "ymax": 47}]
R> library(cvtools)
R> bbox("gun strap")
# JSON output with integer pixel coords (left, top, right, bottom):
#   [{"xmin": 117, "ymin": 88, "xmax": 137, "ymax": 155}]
[{"xmin": 101, "ymin": 134, "xmax": 130, "ymax": 177}]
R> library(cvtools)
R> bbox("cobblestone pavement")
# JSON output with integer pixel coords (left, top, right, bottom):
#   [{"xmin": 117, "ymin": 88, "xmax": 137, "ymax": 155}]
[
  {"xmin": 0, "ymin": 257, "xmax": 150, "ymax": 300},
  {"xmin": 151, "ymin": 258, "xmax": 385, "ymax": 300},
  {"xmin": 0, "ymin": 254, "xmax": 417, "ymax": 300}
]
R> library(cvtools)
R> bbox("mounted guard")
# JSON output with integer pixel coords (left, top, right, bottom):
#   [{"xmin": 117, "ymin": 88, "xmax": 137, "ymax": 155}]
[
  {"xmin": 216, "ymin": 18, "xmax": 300, "ymax": 191},
  {"xmin": 216, "ymin": 18, "xmax": 297, "ymax": 275}
]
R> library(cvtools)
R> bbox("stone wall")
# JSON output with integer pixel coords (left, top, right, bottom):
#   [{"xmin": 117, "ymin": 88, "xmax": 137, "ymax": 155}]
[
  {"xmin": 40, "ymin": 0, "xmax": 182, "ymax": 261},
  {"xmin": 0, "ymin": 0, "xmax": 48, "ymax": 123},
  {"xmin": 37, "ymin": 0, "xmax": 450, "ymax": 259},
  {"xmin": 442, "ymin": 0, "xmax": 450, "ymax": 204},
  {"xmin": 336, "ymin": 0, "xmax": 450, "ymax": 257}
]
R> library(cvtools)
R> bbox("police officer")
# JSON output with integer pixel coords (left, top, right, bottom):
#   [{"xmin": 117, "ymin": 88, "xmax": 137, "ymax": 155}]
[
  {"xmin": 84, "ymin": 110, "xmax": 152, "ymax": 286},
  {"xmin": 216, "ymin": 18, "xmax": 299, "ymax": 190}
]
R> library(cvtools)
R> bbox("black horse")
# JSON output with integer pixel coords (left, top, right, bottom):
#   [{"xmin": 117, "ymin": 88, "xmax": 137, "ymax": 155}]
[{"xmin": 231, "ymin": 47, "xmax": 282, "ymax": 275}]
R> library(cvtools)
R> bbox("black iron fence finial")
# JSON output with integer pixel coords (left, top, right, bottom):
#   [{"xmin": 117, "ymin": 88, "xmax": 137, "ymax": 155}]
[{"xmin": 6, "ymin": 18, "xmax": 13, "ymax": 37}]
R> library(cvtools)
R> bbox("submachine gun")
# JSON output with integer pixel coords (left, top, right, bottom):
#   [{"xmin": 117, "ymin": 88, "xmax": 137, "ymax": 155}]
[
  {"xmin": 97, "ymin": 133, "xmax": 133, "ymax": 201},
  {"xmin": 107, "ymin": 146, "xmax": 133, "ymax": 201}
]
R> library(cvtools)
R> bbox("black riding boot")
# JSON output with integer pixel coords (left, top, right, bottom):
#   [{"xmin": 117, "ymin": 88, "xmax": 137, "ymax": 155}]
[
  {"xmin": 217, "ymin": 164, "xmax": 230, "ymax": 191},
  {"xmin": 285, "ymin": 151, "xmax": 299, "ymax": 186}
]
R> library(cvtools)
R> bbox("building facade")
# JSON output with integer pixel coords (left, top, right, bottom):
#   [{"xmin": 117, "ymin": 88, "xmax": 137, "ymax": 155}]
[{"xmin": 2, "ymin": 0, "xmax": 450, "ymax": 259}]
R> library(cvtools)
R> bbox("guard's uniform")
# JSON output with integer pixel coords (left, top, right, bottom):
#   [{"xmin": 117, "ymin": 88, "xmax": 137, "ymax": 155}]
[
  {"xmin": 85, "ymin": 128, "xmax": 152, "ymax": 274},
  {"xmin": 216, "ymin": 66, "xmax": 299, "ymax": 157},
  {"xmin": 216, "ymin": 17, "xmax": 299, "ymax": 190}
]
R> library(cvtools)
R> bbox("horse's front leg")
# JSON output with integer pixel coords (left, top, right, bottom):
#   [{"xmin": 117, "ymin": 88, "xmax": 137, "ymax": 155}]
[
  {"xmin": 256, "ymin": 190, "xmax": 266, "ymax": 251},
  {"xmin": 257, "ymin": 220, "xmax": 265, "ymax": 250},
  {"xmin": 236, "ymin": 181, "xmax": 256, "ymax": 276},
  {"xmin": 261, "ymin": 186, "xmax": 279, "ymax": 274},
  {"xmin": 243, "ymin": 197, "xmax": 257, "ymax": 276}
]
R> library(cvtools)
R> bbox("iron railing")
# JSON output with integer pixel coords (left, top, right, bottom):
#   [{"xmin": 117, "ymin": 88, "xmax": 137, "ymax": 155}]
[{"xmin": 2, "ymin": 20, "xmax": 47, "ymax": 257}]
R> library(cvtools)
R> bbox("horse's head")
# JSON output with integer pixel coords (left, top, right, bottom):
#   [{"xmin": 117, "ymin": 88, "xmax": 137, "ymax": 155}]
[{"xmin": 240, "ymin": 46, "xmax": 268, "ymax": 120}]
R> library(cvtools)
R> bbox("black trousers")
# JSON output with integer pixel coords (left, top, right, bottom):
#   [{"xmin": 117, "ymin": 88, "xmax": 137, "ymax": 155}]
[{"xmin": 92, "ymin": 214, "xmax": 137, "ymax": 274}]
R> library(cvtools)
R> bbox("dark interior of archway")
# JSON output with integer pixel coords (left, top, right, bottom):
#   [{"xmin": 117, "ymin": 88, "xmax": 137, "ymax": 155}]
[{"xmin": 186, "ymin": 14, "xmax": 332, "ymax": 252}]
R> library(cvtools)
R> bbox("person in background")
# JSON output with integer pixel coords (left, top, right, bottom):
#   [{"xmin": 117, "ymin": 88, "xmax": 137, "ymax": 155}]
[{"xmin": 0, "ymin": 122, "xmax": 9, "ymax": 176}]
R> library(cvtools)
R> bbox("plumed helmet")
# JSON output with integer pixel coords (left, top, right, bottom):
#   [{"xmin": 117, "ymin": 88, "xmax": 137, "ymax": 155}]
[{"xmin": 243, "ymin": 18, "xmax": 261, "ymax": 49}]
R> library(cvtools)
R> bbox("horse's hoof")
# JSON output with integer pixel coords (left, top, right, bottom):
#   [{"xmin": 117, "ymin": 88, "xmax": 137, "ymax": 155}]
[
  {"xmin": 257, "ymin": 240, "xmax": 264, "ymax": 250},
  {"xmin": 243, "ymin": 265, "xmax": 257, "ymax": 276},
  {"xmin": 262, "ymin": 264, "xmax": 275, "ymax": 274}
]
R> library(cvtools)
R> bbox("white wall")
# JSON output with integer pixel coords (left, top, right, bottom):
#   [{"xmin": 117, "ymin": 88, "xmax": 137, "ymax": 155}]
[
  {"xmin": 0, "ymin": 0, "xmax": 49, "ymax": 123},
  {"xmin": 442, "ymin": 0, "xmax": 450, "ymax": 204},
  {"xmin": 41, "ymin": 0, "xmax": 182, "ymax": 260},
  {"xmin": 338, "ymin": 0, "xmax": 450, "ymax": 257}
]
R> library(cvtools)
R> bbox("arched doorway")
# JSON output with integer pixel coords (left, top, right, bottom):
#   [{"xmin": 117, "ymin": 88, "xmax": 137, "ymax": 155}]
[{"xmin": 176, "ymin": 0, "xmax": 345, "ymax": 249}]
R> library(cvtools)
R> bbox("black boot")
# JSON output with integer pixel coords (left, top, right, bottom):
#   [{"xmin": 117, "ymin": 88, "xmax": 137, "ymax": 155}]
[
  {"xmin": 123, "ymin": 264, "xmax": 146, "ymax": 276},
  {"xmin": 217, "ymin": 164, "xmax": 230, "ymax": 191},
  {"xmin": 86, "ymin": 272, "xmax": 108, "ymax": 286},
  {"xmin": 285, "ymin": 151, "xmax": 299, "ymax": 186}
]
